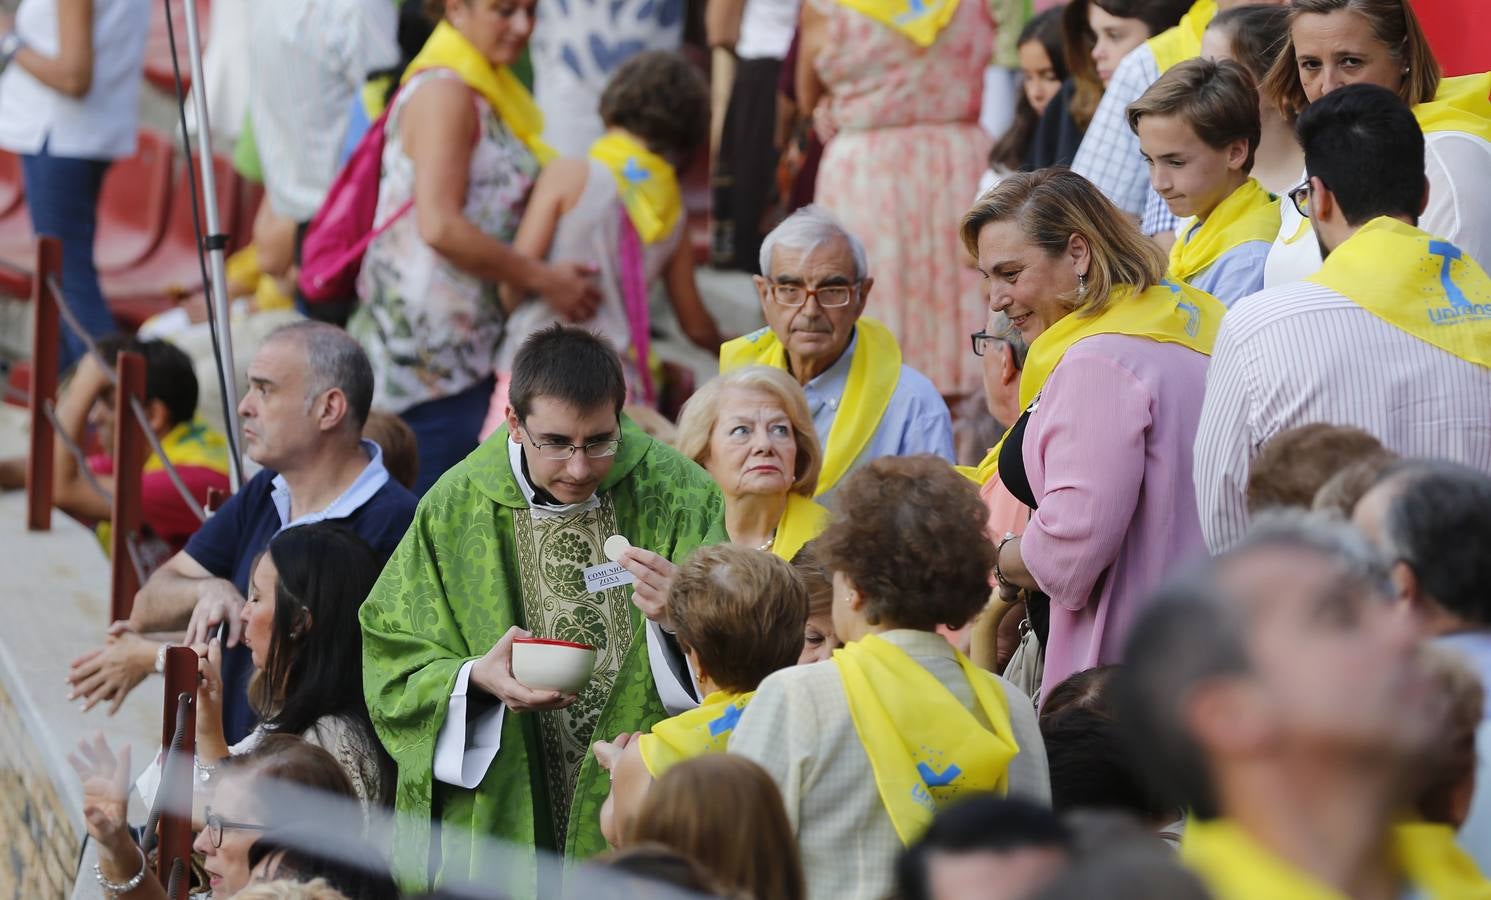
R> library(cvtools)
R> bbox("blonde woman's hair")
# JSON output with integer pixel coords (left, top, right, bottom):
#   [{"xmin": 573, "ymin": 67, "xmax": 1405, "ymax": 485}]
[
  {"xmin": 674, "ymin": 366, "xmax": 823, "ymax": 497},
  {"xmin": 961, "ymin": 169, "xmax": 1167, "ymax": 318},
  {"xmin": 1261, "ymin": 0, "xmax": 1440, "ymax": 120}
]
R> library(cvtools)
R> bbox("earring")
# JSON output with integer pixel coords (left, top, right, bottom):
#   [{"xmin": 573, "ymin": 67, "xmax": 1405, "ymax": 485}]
[{"xmin": 1077, "ymin": 272, "xmax": 1088, "ymax": 299}]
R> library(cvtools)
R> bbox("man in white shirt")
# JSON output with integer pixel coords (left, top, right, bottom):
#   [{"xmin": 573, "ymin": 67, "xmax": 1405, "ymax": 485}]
[{"xmin": 1194, "ymin": 84, "xmax": 1491, "ymax": 552}]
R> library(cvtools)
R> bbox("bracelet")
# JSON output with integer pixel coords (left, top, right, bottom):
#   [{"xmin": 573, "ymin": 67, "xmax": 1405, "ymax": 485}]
[
  {"xmin": 194, "ymin": 755, "xmax": 219, "ymax": 785},
  {"xmin": 93, "ymin": 841, "xmax": 147, "ymax": 896},
  {"xmin": 993, "ymin": 532, "xmax": 1019, "ymax": 589},
  {"xmin": 0, "ymin": 32, "xmax": 23, "ymax": 71}
]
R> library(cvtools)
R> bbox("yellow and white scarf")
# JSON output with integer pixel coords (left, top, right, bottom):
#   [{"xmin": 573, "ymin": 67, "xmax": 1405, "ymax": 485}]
[
  {"xmin": 836, "ymin": 0, "xmax": 961, "ymax": 48},
  {"xmin": 638, "ymin": 690, "xmax": 753, "ymax": 776},
  {"xmin": 1147, "ymin": 0, "xmax": 1217, "ymax": 74},
  {"xmin": 1168, "ymin": 178, "xmax": 1280, "ymax": 285},
  {"xmin": 960, "ymin": 279, "xmax": 1224, "ymax": 485},
  {"xmin": 1308, "ymin": 216, "xmax": 1491, "ymax": 369},
  {"xmin": 589, "ymin": 131, "xmax": 682, "ymax": 245},
  {"xmin": 834, "ymin": 634, "xmax": 1019, "ymax": 845},
  {"xmin": 403, "ymin": 21, "xmax": 555, "ymax": 164}
]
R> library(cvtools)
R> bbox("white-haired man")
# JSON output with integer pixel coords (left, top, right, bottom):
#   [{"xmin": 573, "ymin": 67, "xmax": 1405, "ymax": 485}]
[{"xmin": 720, "ymin": 205, "xmax": 955, "ymax": 499}]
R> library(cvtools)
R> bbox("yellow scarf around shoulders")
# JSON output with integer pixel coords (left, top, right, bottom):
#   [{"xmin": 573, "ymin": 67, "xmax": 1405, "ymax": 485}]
[
  {"xmin": 589, "ymin": 131, "xmax": 682, "ymax": 245},
  {"xmin": 1307, "ymin": 217, "xmax": 1491, "ymax": 369},
  {"xmin": 1184, "ymin": 818, "xmax": 1491, "ymax": 900},
  {"xmin": 836, "ymin": 0, "xmax": 961, "ymax": 48},
  {"xmin": 403, "ymin": 21, "xmax": 555, "ymax": 164},
  {"xmin": 960, "ymin": 279, "xmax": 1224, "ymax": 484},
  {"xmin": 774, "ymin": 492, "xmax": 830, "ymax": 561},
  {"xmin": 833, "ymin": 634, "xmax": 1019, "ymax": 845},
  {"xmin": 1147, "ymin": 0, "xmax": 1217, "ymax": 74},
  {"xmin": 143, "ymin": 417, "xmax": 230, "ymax": 476},
  {"xmin": 721, "ymin": 318, "xmax": 902, "ymax": 497},
  {"xmin": 1415, "ymin": 71, "xmax": 1491, "ymax": 142},
  {"xmin": 638, "ymin": 690, "xmax": 753, "ymax": 777},
  {"xmin": 1168, "ymin": 179, "xmax": 1280, "ymax": 284}
]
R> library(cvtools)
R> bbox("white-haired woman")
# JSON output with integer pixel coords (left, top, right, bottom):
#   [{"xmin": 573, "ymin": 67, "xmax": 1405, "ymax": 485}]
[{"xmin": 674, "ymin": 365, "xmax": 828, "ymax": 560}]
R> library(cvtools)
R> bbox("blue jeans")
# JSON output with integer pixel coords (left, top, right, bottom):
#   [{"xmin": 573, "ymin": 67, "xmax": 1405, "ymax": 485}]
[
  {"xmin": 399, "ymin": 375, "xmax": 497, "ymax": 497},
  {"xmin": 21, "ymin": 142, "xmax": 117, "ymax": 370}
]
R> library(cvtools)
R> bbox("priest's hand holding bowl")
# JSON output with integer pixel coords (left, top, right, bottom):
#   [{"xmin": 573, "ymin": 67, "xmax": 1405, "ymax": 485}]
[{"xmin": 471, "ymin": 625, "xmax": 579, "ymax": 712}]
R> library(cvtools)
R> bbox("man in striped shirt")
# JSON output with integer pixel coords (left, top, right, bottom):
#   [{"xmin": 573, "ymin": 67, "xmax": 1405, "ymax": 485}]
[{"xmin": 1194, "ymin": 84, "xmax": 1491, "ymax": 552}]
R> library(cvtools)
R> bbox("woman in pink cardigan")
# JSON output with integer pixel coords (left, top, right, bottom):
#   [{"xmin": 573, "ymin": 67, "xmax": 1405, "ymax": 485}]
[{"xmin": 960, "ymin": 169, "xmax": 1223, "ymax": 698}]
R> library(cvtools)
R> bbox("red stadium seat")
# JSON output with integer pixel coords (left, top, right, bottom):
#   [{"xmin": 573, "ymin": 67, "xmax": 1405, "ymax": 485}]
[
  {"xmin": 95, "ymin": 130, "xmax": 174, "ymax": 273},
  {"xmin": 142, "ymin": 0, "xmax": 211, "ymax": 95},
  {"xmin": 103, "ymin": 153, "xmax": 240, "ymax": 330}
]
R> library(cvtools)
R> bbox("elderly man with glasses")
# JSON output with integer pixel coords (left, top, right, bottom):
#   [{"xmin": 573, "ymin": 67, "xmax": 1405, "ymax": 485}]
[
  {"xmin": 360, "ymin": 324, "xmax": 725, "ymax": 891},
  {"xmin": 721, "ymin": 205, "xmax": 955, "ymax": 500}
]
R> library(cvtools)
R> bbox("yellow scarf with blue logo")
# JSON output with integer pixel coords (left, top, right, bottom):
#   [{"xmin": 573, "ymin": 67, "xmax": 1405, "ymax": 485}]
[
  {"xmin": 1308, "ymin": 216, "xmax": 1491, "ymax": 369},
  {"xmin": 834, "ymin": 634, "xmax": 1019, "ymax": 845},
  {"xmin": 638, "ymin": 690, "xmax": 753, "ymax": 777},
  {"xmin": 721, "ymin": 318, "xmax": 902, "ymax": 497},
  {"xmin": 403, "ymin": 21, "xmax": 555, "ymax": 164},
  {"xmin": 774, "ymin": 492, "xmax": 830, "ymax": 561},
  {"xmin": 1147, "ymin": 0, "xmax": 1217, "ymax": 73},
  {"xmin": 143, "ymin": 416, "xmax": 229, "ymax": 476},
  {"xmin": 836, "ymin": 0, "xmax": 961, "ymax": 47},
  {"xmin": 960, "ymin": 279, "xmax": 1224, "ymax": 485},
  {"xmin": 1183, "ymin": 818, "xmax": 1491, "ymax": 900},
  {"xmin": 1168, "ymin": 179, "xmax": 1280, "ymax": 285},
  {"xmin": 1415, "ymin": 71, "xmax": 1491, "ymax": 142},
  {"xmin": 589, "ymin": 131, "xmax": 682, "ymax": 245}
]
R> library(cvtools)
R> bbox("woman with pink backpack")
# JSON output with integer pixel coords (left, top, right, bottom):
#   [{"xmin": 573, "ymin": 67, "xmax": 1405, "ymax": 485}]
[{"xmin": 340, "ymin": 0, "xmax": 598, "ymax": 496}]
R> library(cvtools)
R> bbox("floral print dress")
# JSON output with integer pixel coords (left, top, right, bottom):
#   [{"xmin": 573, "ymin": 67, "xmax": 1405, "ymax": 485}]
[
  {"xmin": 809, "ymin": 0, "xmax": 996, "ymax": 396},
  {"xmin": 351, "ymin": 70, "xmax": 540, "ymax": 415}
]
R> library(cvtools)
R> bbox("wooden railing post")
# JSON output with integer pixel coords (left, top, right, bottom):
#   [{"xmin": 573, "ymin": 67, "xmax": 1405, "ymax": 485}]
[
  {"xmin": 110, "ymin": 350, "xmax": 148, "ymax": 623},
  {"xmin": 25, "ymin": 236, "xmax": 61, "ymax": 531},
  {"xmin": 157, "ymin": 645, "xmax": 197, "ymax": 898}
]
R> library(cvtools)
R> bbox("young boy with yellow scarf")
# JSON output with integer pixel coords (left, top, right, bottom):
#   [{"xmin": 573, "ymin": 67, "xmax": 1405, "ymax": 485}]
[
  {"xmin": 1129, "ymin": 57, "xmax": 1279, "ymax": 305},
  {"xmin": 593, "ymin": 544, "xmax": 807, "ymax": 847}
]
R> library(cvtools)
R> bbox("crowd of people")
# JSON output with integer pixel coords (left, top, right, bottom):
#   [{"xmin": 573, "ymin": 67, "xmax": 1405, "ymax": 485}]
[{"xmin": 1, "ymin": 0, "xmax": 1489, "ymax": 897}]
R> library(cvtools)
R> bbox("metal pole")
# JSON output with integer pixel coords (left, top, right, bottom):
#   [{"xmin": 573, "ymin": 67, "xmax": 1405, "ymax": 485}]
[{"xmin": 178, "ymin": 0, "xmax": 243, "ymax": 491}]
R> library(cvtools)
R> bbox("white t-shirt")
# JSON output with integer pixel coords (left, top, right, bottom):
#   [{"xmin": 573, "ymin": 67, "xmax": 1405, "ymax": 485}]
[
  {"xmin": 736, "ymin": 0, "xmax": 800, "ymax": 60},
  {"xmin": 0, "ymin": 0, "xmax": 149, "ymax": 159}
]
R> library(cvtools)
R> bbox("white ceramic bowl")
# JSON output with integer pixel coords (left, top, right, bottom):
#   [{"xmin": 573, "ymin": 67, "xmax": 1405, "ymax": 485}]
[{"xmin": 511, "ymin": 638, "xmax": 598, "ymax": 694}]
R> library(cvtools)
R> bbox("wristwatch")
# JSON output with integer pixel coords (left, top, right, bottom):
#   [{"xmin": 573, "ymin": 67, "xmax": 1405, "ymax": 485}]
[
  {"xmin": 0, "ymin": 32, "xmax": 23, "ymax": 73},
  {"xmin": 154, "ymin": 642, "xmax": 169, "ymax": 674}
]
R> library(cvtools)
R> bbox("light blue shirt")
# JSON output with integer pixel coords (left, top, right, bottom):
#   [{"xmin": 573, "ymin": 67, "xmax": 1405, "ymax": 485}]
[
  {"xmin": 269, "ymin": 439, "xmax": 391, "ymax": 532},
  {"xmin": 800, "ymin": 328, "xmax": 956, "ymax": 500},
  {"xmin": 1435, "ymin": 631, "xmax": 1491, "ymax": 877},
  {"xmin": 1183, "ymin": 238, "xmax": 1272, "ymax": 307}
]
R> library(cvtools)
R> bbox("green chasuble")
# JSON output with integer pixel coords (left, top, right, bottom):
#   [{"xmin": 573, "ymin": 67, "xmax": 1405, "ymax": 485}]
[{"xmin": 360, "ymin": 418, "xmax": 725, "ymax": 893}]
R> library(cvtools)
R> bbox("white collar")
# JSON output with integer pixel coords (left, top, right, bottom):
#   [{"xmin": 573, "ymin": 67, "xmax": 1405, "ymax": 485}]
[{"xmin": 507, "ymin": 435, "xmax": 601, "ymax": 518}]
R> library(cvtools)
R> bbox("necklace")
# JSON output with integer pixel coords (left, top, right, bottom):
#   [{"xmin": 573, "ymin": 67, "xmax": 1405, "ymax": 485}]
[{"xmin": 758, "ymin": 531, "xmax": 776, "ymax": 553}]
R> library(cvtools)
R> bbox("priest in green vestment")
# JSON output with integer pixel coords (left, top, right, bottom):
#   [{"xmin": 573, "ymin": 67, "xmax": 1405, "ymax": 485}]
[{"xmin": 360, "ymin": 326, "xmax": 725, "ymax": 893}]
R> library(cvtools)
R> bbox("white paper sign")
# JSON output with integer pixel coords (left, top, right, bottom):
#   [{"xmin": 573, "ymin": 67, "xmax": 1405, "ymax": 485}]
[{"xmin": 583, "ymin": 561, "xmax": 636, "ymax": 593}]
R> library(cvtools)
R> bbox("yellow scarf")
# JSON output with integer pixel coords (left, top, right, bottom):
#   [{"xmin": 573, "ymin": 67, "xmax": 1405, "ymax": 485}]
[
  {"xmin": 1307, "ymin": 217, "xmax": 1491, "ymax": 369},
  {"xmin": 1184, "ymin": 818, "xmax": 1491, "ymax": 900},
  {"xmin": 638, "ymin": 690, "xmax": 753, "ymax": 777},
  {"xmin": 721, "ymin": 319, "xmax": 901, "ymax": 497},
  {"xmin": 589, "ymin": 131, "xmax": 682, "ymax": 245},
  {"xmin": 774, "ymin": 492, "xmax": 830, "ymax": 561},
  {"xmin": 834, "ymin": 634, "xmax": 1019, "ymax": 845},
  {"xmin": 960, "ymin": 279, "xmax": 1224, "ymax": 484},
  {"xmin": 402, "ymin": 21, "xmax": 555, "ymax": 164},
  {"xmin": 836, "ymin": 0, "xmax": 961, "ymax": 48},
  {"xmin": 1168, "ymin": 179, "xmax": 1280, "ymax": 285},
  {"xmin": 1415, "ymin": 71, "xmax": 1491, "ymax": 142},
  {"xmin": 1147, "ymin": 0, "xmax": 1217, "ymax": 73},
  {"xmin": 143, "ymin": 417, "xmax": 230, "ymax": 476}
]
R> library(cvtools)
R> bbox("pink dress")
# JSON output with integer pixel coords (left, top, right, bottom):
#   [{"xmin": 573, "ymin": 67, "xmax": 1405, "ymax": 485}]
[
  {"xmin": 808, "ymin": 0, "xmax": 996, "ymax": 396},
  {"xmin": 1019, "ymin": 334, "xmax": 1210, "ymax": 690}
]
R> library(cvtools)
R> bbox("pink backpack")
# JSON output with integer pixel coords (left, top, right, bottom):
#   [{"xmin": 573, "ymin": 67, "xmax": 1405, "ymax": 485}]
[{"xmin": 296, "ymin": 95, "xmax": 413, "ymax": 306}]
